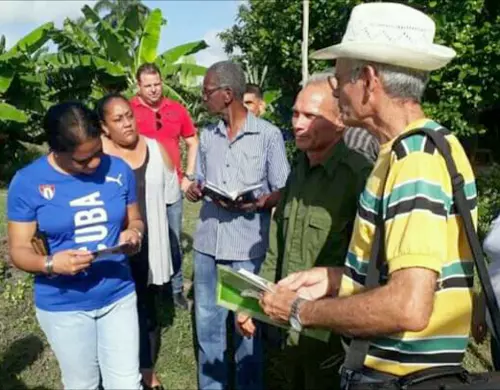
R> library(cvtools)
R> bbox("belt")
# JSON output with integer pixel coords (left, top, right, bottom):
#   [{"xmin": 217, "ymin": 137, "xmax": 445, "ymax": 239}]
[
  {"xmin": 358, "ymin": 366, "xmax": 399, "ymax": 381},
  {"xmin": 339, "ymin": 365, "xmax": 399, "ymax": 390}
]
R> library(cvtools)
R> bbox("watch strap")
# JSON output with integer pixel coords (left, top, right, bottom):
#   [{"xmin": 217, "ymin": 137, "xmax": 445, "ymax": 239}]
[{"xmin": 290, "ymin": 297, "xmax": 306, "ymax": 327}]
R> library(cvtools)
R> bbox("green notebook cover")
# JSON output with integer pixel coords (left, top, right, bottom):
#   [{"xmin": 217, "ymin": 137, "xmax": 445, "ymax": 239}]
[{"xmin": 216, "ymin": 265, "xmax": 330, "ymax": 342}]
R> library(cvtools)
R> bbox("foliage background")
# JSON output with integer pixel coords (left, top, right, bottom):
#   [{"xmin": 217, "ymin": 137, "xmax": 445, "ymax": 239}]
[
  {"xmin": 220, "ymin": 0, "xmax": 500, "ymax": 139},
  {"xmin": 0, "ymin": 2, "xmax": 210, "ymax": 184},
  {"xmin": 0, "ymin": 1, "xmax": 499, "ymax": 387},
  {"xmin": 220, "ymin": 0, "xmax": 500, "ymax": 231}
]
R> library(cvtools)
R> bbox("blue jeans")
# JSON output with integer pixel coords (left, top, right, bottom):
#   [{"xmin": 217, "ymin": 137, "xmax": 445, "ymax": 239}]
[
  {"xmin": 36, "ymin": 292, "xmax": 141, "ymax": 390},
  {"xmin": 339, "ymin": 367, "xmax": 386, "ymax": 390},
  {"xmin": 194, "ymin": 250, "xmax": 264, "ymax": 390},
  {"xmin": 167, "ymin": 196, "xmax": 184, "ymax": 294}
]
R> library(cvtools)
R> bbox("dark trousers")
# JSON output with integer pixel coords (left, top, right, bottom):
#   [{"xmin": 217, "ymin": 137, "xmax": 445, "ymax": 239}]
[
  {"xmin": 266, "ymin": 331, "xmax": 342, "ymax": 390},
  {"xmin": 492, "ymin": 336, "xmax": 500, "ymax": 371},
  {"xmin": 130, "ymin": 241, "xmax": 158, "ymax": 370}
]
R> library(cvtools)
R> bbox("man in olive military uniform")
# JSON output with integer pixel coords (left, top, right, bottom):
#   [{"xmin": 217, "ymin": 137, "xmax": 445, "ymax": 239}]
[{"xmin": 237, "ymin": 73, "xmax": 375, "ymax": 390}]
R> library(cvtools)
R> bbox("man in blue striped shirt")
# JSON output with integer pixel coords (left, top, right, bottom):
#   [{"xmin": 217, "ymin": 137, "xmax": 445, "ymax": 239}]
[{"xmin": 186, "ymin": 61, "xmax": 290, "ymax": 390}]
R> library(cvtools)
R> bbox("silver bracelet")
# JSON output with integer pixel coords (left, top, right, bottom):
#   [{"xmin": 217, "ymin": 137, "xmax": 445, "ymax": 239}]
[{"xmin": 45, "ymin": 255, "xmax": 54, "ymax": 276}]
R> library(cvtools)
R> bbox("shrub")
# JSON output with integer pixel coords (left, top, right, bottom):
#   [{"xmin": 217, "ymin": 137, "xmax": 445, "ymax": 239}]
[
  {"xmin": 477, "ymin": 164, "xmax": 500, "ymax": 240},
  {"xmin": 0, "ymin": 142, "xmax": 46, "ymax": 186}
]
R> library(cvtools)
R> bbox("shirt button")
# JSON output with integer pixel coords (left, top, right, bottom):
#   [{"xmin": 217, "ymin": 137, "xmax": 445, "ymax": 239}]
[
  {"xmin": 223, "ymin": 181, "xmax": 227, "ymax": 184},
  {"xmin": 226, "ymin": 164, "xmax": 230, "ymax": 167}
]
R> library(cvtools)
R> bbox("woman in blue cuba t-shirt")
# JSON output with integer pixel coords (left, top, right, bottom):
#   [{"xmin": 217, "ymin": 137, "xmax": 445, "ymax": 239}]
[{"xmin": 7, "ymin": 102, "xmax": 145, "ymax": 390}]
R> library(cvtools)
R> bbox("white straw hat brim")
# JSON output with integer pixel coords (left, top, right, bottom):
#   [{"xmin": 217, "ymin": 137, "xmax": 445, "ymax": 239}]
[{"xmin": 310, "ymin": 41, "xmax": 456, "ymax": 71}]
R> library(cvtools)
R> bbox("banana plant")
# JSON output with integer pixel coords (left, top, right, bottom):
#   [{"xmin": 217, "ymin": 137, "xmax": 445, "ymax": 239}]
[
  {"xmin": 243, "ymin": 63, "xmax": 281, "ymax": 113},
  {"xmin": 0, "ymin": 22, "xmax": 54, "ymax": 124},
  {"xmin": 93, "ymin": 0, "xmax": 149, "ymax": 28},
  {"xmin": 46, "ymin": 4, "xmax": 209, "ymax": 105},
  {"xmin": 0, "ymin": 23, "xmax": 56, "ymax": 180},
  {"xmin": 0, "ymin": 35, "xmax": 6, "ymax": 55},
  {"xmin": 244, "ymin": 64, "xmax": 268, "ymax": 88}
]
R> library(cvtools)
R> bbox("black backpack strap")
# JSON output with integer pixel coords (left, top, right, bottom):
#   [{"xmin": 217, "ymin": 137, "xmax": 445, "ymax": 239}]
[
  {"xmin": 343, "ymin": 126, "xmax": 500, "ymax": 374},
  {"xmin": 397, "ymin": 128, "xmax": 500, "ymax": 342},
  {"xmin": 343, "ymin": 156, "xmax": 388, "ymax": 371}
]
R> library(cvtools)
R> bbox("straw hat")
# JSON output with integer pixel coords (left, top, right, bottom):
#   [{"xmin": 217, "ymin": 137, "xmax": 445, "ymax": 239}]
[{"xmin": 310, "ymin": 2, "xmax": 456, "ymax": 71}]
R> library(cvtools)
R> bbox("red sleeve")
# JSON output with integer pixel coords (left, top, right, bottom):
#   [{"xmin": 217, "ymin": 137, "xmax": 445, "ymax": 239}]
[{"xmin": 180, "ymin": 105, "xmax": 196, "ymax": 138}]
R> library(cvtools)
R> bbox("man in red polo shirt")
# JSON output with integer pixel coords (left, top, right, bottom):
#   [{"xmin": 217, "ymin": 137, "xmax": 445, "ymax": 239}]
[{"xmin": 131, "ymin": 62, "xmax": 199, "ymax": 310}]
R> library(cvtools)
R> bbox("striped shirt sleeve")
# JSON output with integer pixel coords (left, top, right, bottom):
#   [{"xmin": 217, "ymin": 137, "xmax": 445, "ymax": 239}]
[
  {"xmin": 384, "ymin": 150, "xmax": 451, "ymax": 275},
  {"xmin": 266, "ymin": 128, "xmax": 290, "ymax": 191},
  {"xmin": 343, "ymin": 127, "xmax": 380, "ymax": 163},
  {"xmin": 195, "ymin": 130, "xmax": 207, "ymax": 182}
]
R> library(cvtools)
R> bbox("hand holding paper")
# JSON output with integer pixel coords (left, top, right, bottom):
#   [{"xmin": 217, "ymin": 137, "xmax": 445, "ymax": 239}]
[
  {"xmin": 277, "ymin": 267, "xmax": 333, "ymax": 300},
  {"xmin": 216, "ymin": 265, "xmax": 330, "ymax": 342},
  {"xmin": 52, "ymin": 249, "xmax": 93, "ymax": 276},
  {"xmin": 259, "ymin": 285, "xmax": 299, "ymax": 324}
]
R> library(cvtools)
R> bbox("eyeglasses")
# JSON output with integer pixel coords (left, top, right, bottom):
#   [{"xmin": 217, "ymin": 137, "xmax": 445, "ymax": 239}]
[
  {"xmin": 202, "ymin": 86, "xmax": 225, "ymax": 99},
  {"xmin": 156, "ymin": 112, "xmax": 162, "ymax": 130}
]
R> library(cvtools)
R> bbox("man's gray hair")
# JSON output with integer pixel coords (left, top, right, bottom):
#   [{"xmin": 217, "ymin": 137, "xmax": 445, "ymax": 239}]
[
  {"xmin": 349, "ymin": 59, "xmax": 429, "ymax": 102},
  {"xmin": 303, "ymin": 67, "xmax": 336, "ymax": 86},
  {"xmin": 207, "ymin": 61, "xmax": 246, "ymax": 100}
]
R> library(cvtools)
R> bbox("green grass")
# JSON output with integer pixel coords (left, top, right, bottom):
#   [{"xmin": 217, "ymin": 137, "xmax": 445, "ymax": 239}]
[
  {"xmin": 0, "ymin": 190, "xmax": 6, "ymax": 238},
  {"xmin": 0, "ymin": 196, "xmax": 494, "ymax": 389}
]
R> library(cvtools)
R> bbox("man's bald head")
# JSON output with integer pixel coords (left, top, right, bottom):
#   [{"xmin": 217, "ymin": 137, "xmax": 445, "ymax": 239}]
[
  {"xmin": 302, "ymin": 75, "xmax": 342, "ymax": 121},
  {"xmin": 292, "ymin": 74, "xmax": 344, "ymax": 153}
]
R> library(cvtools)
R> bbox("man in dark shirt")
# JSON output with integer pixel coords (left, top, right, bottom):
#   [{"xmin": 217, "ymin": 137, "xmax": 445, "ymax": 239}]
[{"xmin": 237, "ymin": 73, "xmax": 374, "ymax": 390}]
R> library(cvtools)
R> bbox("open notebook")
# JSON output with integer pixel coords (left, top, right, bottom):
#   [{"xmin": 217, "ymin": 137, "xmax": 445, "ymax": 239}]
[
  {"xmin": 202, "ymin": 182, "xmax": 263, "ymax": 203},
  {"xmin": 216, "ymin": 265, "xmax": 330, "ymax": 342}
]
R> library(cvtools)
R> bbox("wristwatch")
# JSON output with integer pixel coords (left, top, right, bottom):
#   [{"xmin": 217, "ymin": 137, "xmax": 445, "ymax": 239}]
[
  {"xmin": 184, "ymin": 173, "xmax": 195, "ymax": 181},
  {"xmin": 289, "ymin": 297, "xmax": 306, "ymax": 332}
]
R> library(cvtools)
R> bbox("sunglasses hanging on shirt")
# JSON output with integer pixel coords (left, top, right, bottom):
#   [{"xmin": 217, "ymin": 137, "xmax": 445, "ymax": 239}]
[{"xmin": 156, "ymin": 112, "xmax": 162, "ymax": 130}]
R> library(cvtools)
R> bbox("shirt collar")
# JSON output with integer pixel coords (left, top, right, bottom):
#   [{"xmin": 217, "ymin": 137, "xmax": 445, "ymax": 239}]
[
  {"xmin": 379, "ymin": 117, "xmax": 431, "ymax": 155},
  {"xmin": 131, "ymin": 95, "xmax": 170, "ymax": 111},
  {"xmin": 299, "ymin": 139, "xmax": 349, "ymax": 179},
  {"xmin": 215, "ymin": 111, "xmax": 261, "ymax": 138}
]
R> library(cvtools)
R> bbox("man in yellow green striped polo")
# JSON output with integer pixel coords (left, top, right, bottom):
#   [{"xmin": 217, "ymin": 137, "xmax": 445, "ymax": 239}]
[{"xmin": 258, "ymin": 3, "xmax": 476, "ymax": 390}]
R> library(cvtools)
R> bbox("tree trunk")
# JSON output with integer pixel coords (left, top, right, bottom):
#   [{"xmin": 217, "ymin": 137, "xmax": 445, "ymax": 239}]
[{"xmin": 301, "ymin": 0, "xmax": 309, "ymax": 86}]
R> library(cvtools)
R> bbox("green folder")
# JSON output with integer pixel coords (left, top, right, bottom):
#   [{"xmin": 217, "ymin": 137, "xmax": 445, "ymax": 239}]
[{"xmin": 216, "ymin": 265, "xmax": 330, "ymax": 342}]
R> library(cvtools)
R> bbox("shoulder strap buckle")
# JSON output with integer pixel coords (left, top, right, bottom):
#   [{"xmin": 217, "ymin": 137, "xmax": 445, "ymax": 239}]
[{"xmin": 451, "ymin": 173, "xmax": 465, "ymax": 195}]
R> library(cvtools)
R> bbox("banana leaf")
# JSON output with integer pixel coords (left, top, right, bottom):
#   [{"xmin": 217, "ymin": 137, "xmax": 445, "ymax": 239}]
[
  {"xmin": 136, "ymin": 8, "xmax": 163, "ymax": 68},
  {"xmin": 82, "ymin": 5, "xmax": 131, "ymax": 67},
  {"xmin": 158, "ymin": 40, "xmax": 208, "ymax": 65},
  {"xmin": 8, "ymin": 23, "xmax": 54, "ymax": 55},
  {"xmin": 0, "ymin": 65, "xmax": 15, "ymax": 93},
  {"xmin": 0, "ymin": 102, "xmax": 29, "ymax": 123}
]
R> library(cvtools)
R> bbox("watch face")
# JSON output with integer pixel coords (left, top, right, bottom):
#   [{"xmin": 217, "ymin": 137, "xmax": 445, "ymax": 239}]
[{"xmin": 290, "ymin": 316, "xmax": 302, "ymax": 332}]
